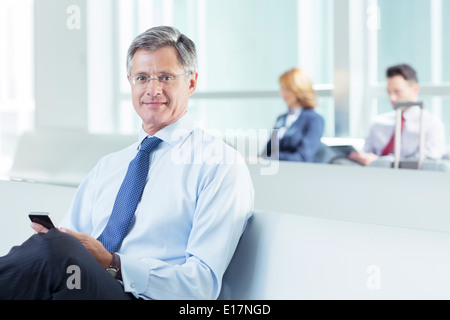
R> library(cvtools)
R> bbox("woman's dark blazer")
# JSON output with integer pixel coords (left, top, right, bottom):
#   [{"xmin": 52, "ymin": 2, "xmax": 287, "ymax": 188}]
[{"xmin": 265, "ymin": 108, "xmax": 324, "ymax": 162}]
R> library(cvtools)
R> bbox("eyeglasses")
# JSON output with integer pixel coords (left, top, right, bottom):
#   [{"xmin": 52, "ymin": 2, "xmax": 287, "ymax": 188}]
[{"xmin": 129, "ymin": 72, "xmax": 187, "ymax": 88}]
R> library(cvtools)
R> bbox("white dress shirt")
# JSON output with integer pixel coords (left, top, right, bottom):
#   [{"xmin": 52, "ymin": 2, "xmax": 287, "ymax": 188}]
[
  {"xmin": 277, "ymin": 107, "xmax": 302, "ymax": 139},
  {"xmin": 60, "ymin": 113, "xmax": 254, "ymax": 299},
  {"xmin": 363, "ymin": 106, "xmax": 447, "ymax": 159}
]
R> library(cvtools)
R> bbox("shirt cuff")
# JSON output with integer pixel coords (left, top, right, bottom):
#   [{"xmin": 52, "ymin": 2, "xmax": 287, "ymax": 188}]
[{"xmin": 118, "ymin": 253, "xmax": 149, "ymax": 296}]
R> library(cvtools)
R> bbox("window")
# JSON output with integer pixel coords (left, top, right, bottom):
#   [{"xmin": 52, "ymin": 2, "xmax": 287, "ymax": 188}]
[
  {"xmin": 88, "ymin": 0, "xmax": 450, "ymax": 144},
  {"xmin": 362, "ymin": 0, "xmax": 450, "ymax": 142},
  {"xmin": 4, "ymin": 0, "xmax": 450, "ymax": 175},
  {"xmin": 0, "ymin": 0, "xmax": 35, "ymax": 175},
  {"xmin": 88, "ymin": 0, "xmax": 334, "ymax": 138}
]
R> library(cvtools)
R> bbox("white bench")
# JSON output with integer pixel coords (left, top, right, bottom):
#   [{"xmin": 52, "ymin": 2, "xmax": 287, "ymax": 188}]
[
  {"xmin": 220, "ymin": 210, "xmax": 450, "ymax": 299},
  {"xmin": 219, "ymin": 162, "xmax": 450, "ymax": 299},
  {"xmin": 3, "ymin": 160, "xmax": 450, "ymax": 299},
  {"xmin": 9, "ymin": 129, "xmax": 135, "ymax": 186},
  {"xmin": 0, "ymin": 179, "xmax": 76, "ymax": 256}
]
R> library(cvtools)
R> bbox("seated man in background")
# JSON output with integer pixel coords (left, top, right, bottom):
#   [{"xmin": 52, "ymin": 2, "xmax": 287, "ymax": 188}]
[{"xmin": 349, "ymin": 64, "xmax": 447, "ymax": 166}]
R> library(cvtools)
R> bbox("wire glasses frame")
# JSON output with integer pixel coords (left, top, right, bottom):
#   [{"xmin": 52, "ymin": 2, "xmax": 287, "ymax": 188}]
[{"xmin": 129, "ymin": 72, "xmax": 188, "ymax": 88}]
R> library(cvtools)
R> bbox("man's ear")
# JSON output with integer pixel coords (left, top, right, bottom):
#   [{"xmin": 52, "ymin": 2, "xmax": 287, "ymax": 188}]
[
  {"xmin": 413, "ymin": 82, "xmax": 420, "ymax": 96},
  {"xmin": 188, "ymin": 73, "xmax": 198, "ymax": 96}
]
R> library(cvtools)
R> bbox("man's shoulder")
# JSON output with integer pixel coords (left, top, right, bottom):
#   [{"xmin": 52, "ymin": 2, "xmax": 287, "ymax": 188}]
[
  {"xmin": 183, "ymin": 127, "xmax": 246, "ymax": 166},
  {"xmin": 94, "ymin": 142, "xmax": 138, "ymax": 169},
  {"xmin": 370, "ymin": 111, "xmax": 396, "ymax": 127},
  {"xmin": 423, "ymin": 109, "xmax": 444, "ymax": 125},
  {"xmin": 301, "ymin": 108, "xmax": 324, "ymax": 123}
]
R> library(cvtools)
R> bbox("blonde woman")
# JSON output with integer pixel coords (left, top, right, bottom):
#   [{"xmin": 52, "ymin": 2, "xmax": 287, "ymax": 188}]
[{"xmin": 265, "ymin": 68, "xmax": 324, "ymax": 162}]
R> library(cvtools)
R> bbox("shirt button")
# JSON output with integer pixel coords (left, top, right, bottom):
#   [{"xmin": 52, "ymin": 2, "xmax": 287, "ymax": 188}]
[{"xmin": 131, "ymin": 283, "xmax": 135, "ymax": 288}]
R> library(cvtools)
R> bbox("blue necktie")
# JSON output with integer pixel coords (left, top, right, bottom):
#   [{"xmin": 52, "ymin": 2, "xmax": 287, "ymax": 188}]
[{"xmin": 97, "ymin": 136, "xmax": 162, "ymax": 252}]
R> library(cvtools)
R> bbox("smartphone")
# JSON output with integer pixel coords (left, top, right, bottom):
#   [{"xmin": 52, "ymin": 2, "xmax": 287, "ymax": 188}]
[{"xmin": 29, "ymin": 212, "xmax": 56, "ymax": 229}]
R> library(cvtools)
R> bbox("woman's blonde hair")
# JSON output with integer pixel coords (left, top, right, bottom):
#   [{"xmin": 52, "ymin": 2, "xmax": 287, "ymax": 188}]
[{"xmin": 279, "ymin": 68, "xmax": 317, "ymax": 109}]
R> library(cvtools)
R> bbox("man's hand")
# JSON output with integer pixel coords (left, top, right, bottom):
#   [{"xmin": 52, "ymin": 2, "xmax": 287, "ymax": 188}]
[
  {"xmin": 348, "ymin": 151, "xmax": 378, "ymax": 166},
  {"xmin": 31, "ymin": 223, "xmax": 112, "ymax": 268},
  {"xmin": 60, "ymin": 228, "xmax": 113, "ymax": 268},
  {"xmin": 30, "ymin": 222, "xmax": 49, "ymax": 234}
]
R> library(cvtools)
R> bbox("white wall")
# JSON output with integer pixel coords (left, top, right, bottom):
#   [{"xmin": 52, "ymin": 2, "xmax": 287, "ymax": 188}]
[
  {"xmin": 34, "ymin": 0, "xmax": 88, "ymax": 131},
  {"xmin": 248, "ymin": 161, "xmax": 450, "ymax": 233}
]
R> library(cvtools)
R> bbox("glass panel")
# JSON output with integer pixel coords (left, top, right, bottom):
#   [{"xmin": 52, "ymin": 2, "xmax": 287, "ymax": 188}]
[
  {"xmin": 188, "ymin": 97, "xmax": 284, "ymax": 158},
  {"xmin": 201, "ymin": 0, "xmax": 333, "ymax": 91},
  {"xmin": 377, "ymin": 0, "xmax": 431, "ymax": 83},
  {"xmin": 0, "ymin": 0, "xmax": 35, "ymax": 175},
  {"xmin": 316, "ymin": 96, "xmax": 335, "ymax": 137},
  {"xmin": 119, "ymin": 99, "xmax": 140, "ymax": 135},
  {"xmin": 443, "ymin": 0, "xmax": 450, "ymax": 82},
  {"xmin": 440, "ymin": 98, "xmax": 450, "ymax": 144},
  {"xmin": 112, "ymin": 0, "xmax": 334, "ymax": 136},
  {"xmin": 203, "ymin": 0, "xmax": 295, "ymax": 91},
  {"xmin": 188, "ymin": 97, "xmax": 285, "ymax": 133},
  {"xmin": 117, "ymin": 0, "xmax": 333, "ymax": 92},
  {"xmin": 188, "ymin": 95, "xmax": 334, "ymax": 145}
]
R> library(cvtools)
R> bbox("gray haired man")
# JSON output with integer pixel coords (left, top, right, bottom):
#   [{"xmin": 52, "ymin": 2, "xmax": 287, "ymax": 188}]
[{"xmin": 0, "ymin": 26, "xmax": 254, "ymax": 300}]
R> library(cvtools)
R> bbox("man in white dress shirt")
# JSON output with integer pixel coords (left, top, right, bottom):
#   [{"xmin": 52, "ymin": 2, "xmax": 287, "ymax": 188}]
[
  {"xmin": 0, "ymin": 26, "xmax": 254, "ymax": 300},
  {"xmin": 349, "ymin": 64, "xmax": 447, "ymax": 166}
]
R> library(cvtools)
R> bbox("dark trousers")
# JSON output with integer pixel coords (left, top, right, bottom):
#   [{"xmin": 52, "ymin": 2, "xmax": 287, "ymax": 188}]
[{"xmin": 0, "ymin": 229, "xmax": 134, "ymax": 300}]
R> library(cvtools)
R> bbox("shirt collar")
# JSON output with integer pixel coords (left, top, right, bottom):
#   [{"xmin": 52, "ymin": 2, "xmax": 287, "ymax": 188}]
[
  {"xmin": 137, "ymin": 112, "xmax": 195, "ymax": 147},
  {"xmin": 402, "ymin": 105, "xmax": 421, "ymax": 120},
  {"xmin": 288, "ymin": 107, "xmax": 302, "ymax": 115}
]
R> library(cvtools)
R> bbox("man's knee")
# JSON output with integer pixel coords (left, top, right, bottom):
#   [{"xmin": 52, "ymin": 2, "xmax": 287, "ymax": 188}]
[
  {"xmin": 41, "ymin": 229, "xmax": 85, "ymax": 258},
  {"xmin": 40, "ymin": 229, "xmax": 99, "ymax": 275},
  {"xmin": 0, "ymin": 229, "xmax": 88, "ymax": 299},
  {"xmin": 8, "ymin": 229, "xmax": 91, "ymax": 279},
  {"xmin": 0, "ymin": 229, "xmax": 129, "ymax": 299},
  {"xmin": 18, "ymin": 229, "xmax": 80, "ymax": 258}
]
